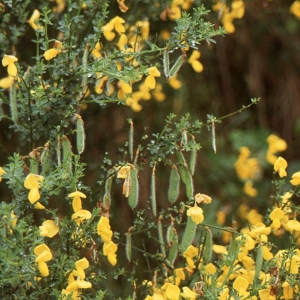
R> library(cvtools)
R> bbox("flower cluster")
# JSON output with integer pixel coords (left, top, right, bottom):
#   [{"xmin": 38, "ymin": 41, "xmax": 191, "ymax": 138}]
[
  {"xmin": 0, "ymin": 54, "xmax": 18, "ymax": 89},
  {"xmin": 34, "ymin": 243, "xmax": 52, "ymax": 277},
  {"xmin": 61, "ymin": 258, "xmax": 92, "ymax": 299},
  {"xmin": 97, "ymin": 216, "xmax": 118, "ymax": 266},
  {"xmin": 24, "ymin": 173, "xmax": 45, "ymax": 208},
  {"xmin": 212, "ymin": 0, "xmax": 245, "ymax": 34}
]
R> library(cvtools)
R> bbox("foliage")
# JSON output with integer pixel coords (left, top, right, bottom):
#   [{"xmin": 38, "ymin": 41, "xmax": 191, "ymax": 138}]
[{"xmin": 1, "ymin": 1, "xmax": 300, "ymax": 300}]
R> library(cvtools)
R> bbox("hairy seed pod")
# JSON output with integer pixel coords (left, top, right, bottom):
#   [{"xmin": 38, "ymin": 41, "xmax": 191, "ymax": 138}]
[
  {"xmin": 176, "ymin": 151, "xmax": 194, "ymax": 199},
  {"xmin": 203, "ymin": 227, "xmax": 212, "ymax": 264},
  {"xmin": 181, "ymin": 130, "xmax": 188, "ymax": 146},
  {"xmin": 163, "ymin": 48, "xmax": 170, "ymax": 78},
  {"xmin": 168, "ymin": 165, "xmax": 180, "ymax": 203},
  {"xmin": 151, "ymin": 165, "xmax": 157, "ymax": 216},
  {"xmin": 211, "ymin": 119, "xmax": 216, "ymax": 154},
  {"xmin": 41, "ymin": 142, "xmax": 51, "ymax": 175},
  {"xmin": 76, "ymin": 115, "xmax": 85, "ymax": 154},
  {"xmin": 128, "ymin": 165, "xmax": 139, "ymax": 208},
  {"xmin": 253, "ymin": 242, "xmax": 263, "ymax": 288},
  {"xmin": 180, "ymin": 216, "xmax": 196, "ymax": 253},
  {"xmin": 168, "ymin": 228, "xmax": 178, "ymax": 266},
  {"xmin": 82, "ymin": 44, "xmax": 89, "ymax": 95},
  {"xmin": 56, "ymin": 136, "xmax": 61, "ymax": 166},
  {"xmin": 9, "ymin": 81, "xmax": 18, "ymax": 123},
  {"xmin": 169, "ymin": 55, "xmax": 185, "ymax": 79},
  {"xmin": 157, "ymin": 217, "xmax": 166, "ymax": 257},
  {"xmin": 128, "ymin": 119, "xmax": 134, "ymax": 161},
  {"xmin": 103, "ymin": 169, "xmax": 114, "ymax": 210},
  {"xmin": 189, "ymin": 136, "xmax": 197, "ymax": 176},
  {"xmin": 62, "ymin": 135, "xmax": 73, "ymax": 175},
  {"xmin": 126, "ymin": 228, "xmax": 132, "ymax": 262}
]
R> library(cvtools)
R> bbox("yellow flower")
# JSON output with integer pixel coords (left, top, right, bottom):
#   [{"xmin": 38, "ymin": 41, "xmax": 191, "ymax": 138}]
[
  {"xmin": 187, "ymin": 206, "xmax": 204, "ymax": 224},
  {"xmin": 118, "ymin": 166, "xmax": 131, "ymax": 179},
  {"xmin": 274, "ymin": 156, "xmax": 287, "ymax": 177},
  {"xmin": 286, "ymin": 219, "xmax": 300, "ymax": 232},
  {"xmin": 27, "ymin": 9, "xmax": 41, "ymax": 30},
  {"xmin": 168, "ymin": 5, "xmax": 182, "ymax": 20},
  {"xmin": 0, "ymin": 166, "xmax": 6, "ymax": 182},
  {"xmin": 24, "ymin": 173, "xmax": 44, "ymax": 204},
  {"xmin": 103, "ymin": 241, "xmax": 118, "ymax": 266},
  {"xmin": 117, "ymin": 0, "xmax": 129, "ymax": 12},
  {"xmin": 282, "ymin": 281, "xmax": 293, "ymax": 299},
  {"xmin": 266, "ymin": 134, "xmax": 287, "ymax": 164},
  {"xmin": 195, "ymin": 193, "xmax": 212, "ymax": 204},
  {"xmin": 43, "ymin": 40, "xmax": 63, "ymax": 60},
  {"xmin": 269, "ymin": 207, "xmax": 284, "ymax": 230},
  {"xmin": 92, "ymin": 42, "xmax": 102, "ymax": 58},
  {"xmin": 290, "ymin": 1, "xmax": 300, "ymax": 19},
  {"xmin": 290, "ymin": 171, "xmax": 300, "ymax": 186},
  {"xmin": 181, "ymin": 287, "xmax": 197, "ymax": 299},
  {"xmin": 188, "ymin": 50, "xmax": 203, "ymax": 73},
  {"xmin": 39, "ymin": 220, "xmax": 59, "ymax": 238},
  {"xmin": 2, "ymin": 54, "xmax": 18, "ymax": 77},
  {"xmin": 0, "ymin": 76, "xmax": 14, "ymax": 89},
  {"xmin": 152, "ymin": 83, "xmax": 166, "ymax": 102},
  {"xmin": 168, "ymin": 73, "xmax": 182, "ymax": 89},
  {"xmin": 144, "ymin": 67, "xmax": 161, "ymax": 90},
  {"xmin": 117, "ymin": 80, "xmax": 132, "ymax": 99},
  {"xmin": 165, "ymin": 284, "xmax": 180, "ymax": 300},
  {"xmin": 233, "ymin": 276, "xmax": 249, "ymax": 297},
  {"xmin": 68, "ymin": 190, "xmax": 87, "ymax": 212},
  {"xmin": 231, "ymin": 0, "xmax": 245, "ymax": 19},
  {"xmin": 72, "ymin": 210, "xmax": 92, "ymax": 226},
  {"xmin": 97, "ymin": 216, "xmax": 113, "ymax": 242},
  {"xmin": 34, "ymin": 244, "xmax": 52, "ymax": 277},
  {"xmin": 102, "ymin": 16, "xmax": 125, "ymax": 41},
  {"xmin": 243, "ymin": 180, "xmax": 257, "ymax": 197}
]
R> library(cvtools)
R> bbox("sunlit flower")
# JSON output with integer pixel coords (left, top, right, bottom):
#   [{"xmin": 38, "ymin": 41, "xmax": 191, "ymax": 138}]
[
  {"xmin": 97, "ymin": 216, "xmax": 113, "ymax": 242},
  {"xmin": 290, "ymin": 171, "xmax": 300, "ymax": 186},
  {"xmin": 28, "ymin": 9, "xmax": 41, "ymax": 30},
  {"xmin": 274, "ymin": 156, "xmax": 287, "ymax": 177},
  {"xmin": 188, "ymin": 50, "xmax": 203, "ymax": 73},
  {"xmin": 290, "ymin": 1, "xmax": 300, "ymax": 19},
  {"xmin": 233, "ymin": 276, "xmax": 249, "ymax": 298},
  {"xmin": 286, "ymin": 219, "xmax": 300, "ymax": 233},
  {"xmin": 2, "ymin": 54, "xmax": 18, "ymax": 77},
  {"xmin": 39, "ymin": 220, "xmax": 59, "ymax": 238},
  {"xmin": 187, "ymin": 206, "xmax": 204, "ymax": 224},
  {"xmin": 195, "ymin": 193, "xmax": 212, "ymax": 204},
  {"xmin": 103, "ymin": 240, "xmax": 118, "ymax": 266},
  {"xmin": 165, "ymin": 283, "xmax": 180, "ymax": 300},
  {"xmin": 43, "ymin": 40, "xmax": 63, "ymax": 60},
  {"xmin": 0, "ymin": 166, "xmax": 6, "ymax": 182},
  {"xmin": 0, "ymin": 76, "xmax": 14, "ymax": 89},
  {"xmin": 269, "ymin": 207, "xmax": 284, "ymax": 230},
  {"xmin": 117, "ymin": 0, "xmax": 129, "ymax": 12},
  {"xmin": 72, "ymin": 210, "xmax": 92, "ymax": 226},
  {"xmin": 144, "ymin": 67, "xmax": 161, "ymax": 90},
  {"xmin": 68, "ymin": 190, "xmax": 87, "ymax": 212},
  {"xmin": 24, "ymin": 173, "xmax": 44, "ymax": 204},
  {"xmin": 34, "ymin": 243, "xmax": 52, "ymax": 277},
  {"xmin": 183, "ymin": 245, "xmax": 199, "ymax": 269},
  {"xmin": 168, "ymin": 73, "xmax": 182, "ymax": 89}
]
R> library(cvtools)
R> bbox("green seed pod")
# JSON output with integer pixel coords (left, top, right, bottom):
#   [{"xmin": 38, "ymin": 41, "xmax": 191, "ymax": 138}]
[
  {"xmin": 41, "ymin": 142, "xmax": 51, "ymax": 175},
  {"xmin": 151, "ymin": 165, "xmax": 157, "ymax": 216},
  {"xmin": 253, "ymin": 242, "xmax": 263, "ymax": 289},
  {"xmin": 76, "ymin": 115, "xmax": 85, "ymax": 154},
  {"xmin": 82, "ymin": 44, "xmax": 89, "ymax": 95},
  {"xmin": 189, "ymin": 136, "xmax": 197, "ymax": 176},
  {"xmin": 126, "ymin": 228, "xmax": 132, "ymax": 262},
  {"xmin": 128, "ymin": 119, "xmax": 134, "ymax": 161},
  {"xmin": 103, "ymin": 169, "xmax": 114, "ymax": 210},
  {"xmin": 158, "ymin": 217, "xmax": 166, "ymax": 257},
  {"xmin": 168, "ymin": 165, "xmax": 180, "ymax": 203},
  {"xmin": 168, "ymin": 228, "xmax": 178, "ymax": 266},
  {"xmin": 180, "ymin": 216, "xmax": 196, "ymax": 253},
  {"xmin": 169, "ymin": 55, "xmax": 185, "ymax": 79},
  {"xmin": 62, "ymin": 135, "xmax": 73, "ymax": 175},
  {"xmin": 128, "ymin": 165, "xmax": 139, "ymax": 209},
  {"xmin": 203, "ymin": 227, "xmax": 212, "ymax": 264},
  {"xmin": 57, "ymin": 136, "xmax": 61, "ymax": 166},
  {"xmin": 166, "ymin": 219, "xmax": 174, "ymax": 243},
  {"xmin": 163, "ymin": 48, "xmax": 170, "ymax": 78},
  {"xmin": 176, "ymin": 151, "xmax": 194, "ymax": 200},
  {"xmin": 211, "ymin": 119, "xmax": 216, "ymax": 154},
  {"xmin": 9, "ymin": 81, "xmax": 18, "ymax": 124}
]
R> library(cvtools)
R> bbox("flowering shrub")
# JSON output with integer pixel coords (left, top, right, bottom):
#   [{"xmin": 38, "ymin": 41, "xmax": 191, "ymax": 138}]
[{"xmin": 0, "ymin": 1, "xmax": 300, "ymax": 300}]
